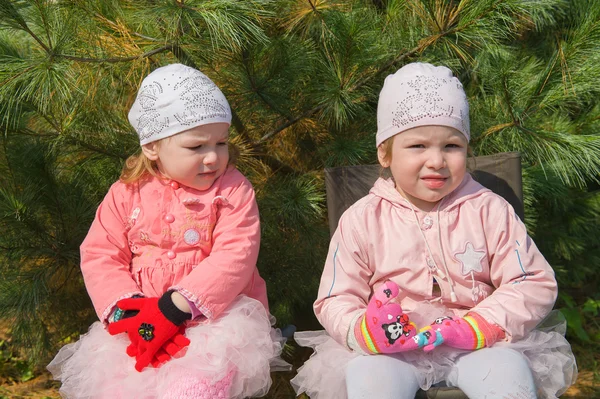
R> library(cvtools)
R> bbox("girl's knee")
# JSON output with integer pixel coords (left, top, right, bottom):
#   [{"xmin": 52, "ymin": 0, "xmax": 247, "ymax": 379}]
[
  {"xmin": 450, "ymin": 348, "xmax": 537, "ymax": 399},
  {"xmin": 466, "ymin": 347, "xmax": 531, "ymax": 374},
  {"xmin": 346, "ymin": 355, "xmax": 420, "ymax": 399}
]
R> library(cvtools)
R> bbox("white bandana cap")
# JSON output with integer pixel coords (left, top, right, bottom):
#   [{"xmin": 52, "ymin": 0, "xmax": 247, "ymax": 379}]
[
  {"xmin": 129, "ymin": 63, "xmax": 232, "ymax": 145},
  {"xmin": 376, "ymin": 62, "xmax": 470, "ymax": 147}
]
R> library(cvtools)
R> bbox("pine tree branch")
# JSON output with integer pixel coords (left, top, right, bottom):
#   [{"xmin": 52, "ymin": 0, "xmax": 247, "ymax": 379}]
[
  {"xmin": 502, "ymin": 77, "xmax": 520, "ymax": 127},
  {"xmin": 256, "ymin": 42, "xmax": 424, "ymax": 144},
  {"xmin": 32, "ymin": 0, "xmax": 53, "ymax": 49},
  {"xmin": 481, "ymin": 122, "xmax": 516, "ymax": 138},
  {"xmin": 16, "ymin": 129, "xmax": 127, "ymax": 160},
  {"xmin": 241, "ymin": 51, "xmax": 293, "ymax": 120},
  {"xmin": 56, "ymin": 45, "xmax": 174, "ymax": 63},
  {"xmin": 90, "ymin": 9, "xmax": 161, "ymax": 42},
  {"xmin": 265, "ymin": 0, "xmax": 503, "ymax": 142},
  {"xmin": 348, "ymin": 42, "xmax": 424, "ymax": 92},
  {"xmin": 51, "ymin": 264, "xmax": 80, "ymax": 295},
  {"xmin": 19, "ymin": 21, "xmax": 51, "ymax": 53},
  {"xmin": 14, "ymin": 2, "xmax": 171, "ymax": 63},
  {"xmin": 165, "ymin": 47, "xmax": 297, "ymax": 173},
  {"xmin": 228, "ymin": 110, "xmax": 251, "ymax": 144},
  {"xmin": 480, "ymin": 78, "xmax": 522, "ymax": 139},
  {"xmin": 170, "ymin": 44, "xmax": 196, "ymax": 68},
  {"xmin": 18, "ymin": 12, "xmax": 173, "ymax": 63},
  {"xmin": 1, "ymin": 135, "xmax": 16, "ymax": 189},
  {"xmin": 257, "ymin": 104, "xmax": 326, "ymax": 144},
  {"xmin": 0, "ymin": 0, "xmax": 50, "ymax": 51}
]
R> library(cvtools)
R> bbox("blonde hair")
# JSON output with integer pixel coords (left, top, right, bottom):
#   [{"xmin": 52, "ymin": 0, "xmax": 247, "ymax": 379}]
[
  {"xmin": 120, "ymin": 139, "xmax": 240, "ymax": 184},
  {"xmin": 378, "ymin": 135, "xmax": 395, "ymax": 178},
  {"xmin": 378, "ymin": 135, "xmax": 395, "ymax": 166}
]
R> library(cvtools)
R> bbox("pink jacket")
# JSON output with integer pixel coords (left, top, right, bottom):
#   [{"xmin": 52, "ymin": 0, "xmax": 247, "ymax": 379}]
[
  {"xmin": 80, "ymin": 166, "xmax": 267, "ymax": 322},
  {"xmin": 315, "ymin": 174, "xmax": 557, "ymax": 348}
]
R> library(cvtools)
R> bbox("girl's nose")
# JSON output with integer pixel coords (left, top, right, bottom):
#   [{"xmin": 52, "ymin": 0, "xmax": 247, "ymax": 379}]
[
  {"xmin": 426, "ymin": 149, "xmax": 445, "ymax": 169},
  {"xmin": 204, "ymin": 149, "xmax": 218, "ymax": 165}
]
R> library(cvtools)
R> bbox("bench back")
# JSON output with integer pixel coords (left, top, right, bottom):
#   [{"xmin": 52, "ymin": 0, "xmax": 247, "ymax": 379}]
[{"xmin": 324, "ymin": 152, "xmax": 523, "ymax": 236}]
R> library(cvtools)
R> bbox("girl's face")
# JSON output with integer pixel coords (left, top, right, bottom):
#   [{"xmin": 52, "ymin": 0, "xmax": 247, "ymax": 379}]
[
  {"xmin": 377, "ymin": 125, "xmax": 468, "ymax": 212},
  {"xmin": 142, "ymin": 123, "xmax": 230, "ymax": 191}
]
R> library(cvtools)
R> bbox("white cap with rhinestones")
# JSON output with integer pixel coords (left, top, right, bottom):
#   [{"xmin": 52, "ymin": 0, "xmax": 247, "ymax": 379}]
[
  {"xmin": 128, "ymin": 64, "xmax": 232, "ymax": 145},
  {"xmin": 376, "ymin": 62, "xmax": 470, "ymax": 147}
]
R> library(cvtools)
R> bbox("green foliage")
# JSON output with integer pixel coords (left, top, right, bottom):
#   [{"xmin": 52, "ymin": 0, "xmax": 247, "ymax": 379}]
[
  {"xmin": 0, "ymin": 1, "xmax": 599, "ymax": 381},
  {"xmin": 0, "ymin": 134, "xmax": 98, "ymax": 363},
  {"xmin": 0, "ymin": 339, "xmax": 34, "ymax": 383}
]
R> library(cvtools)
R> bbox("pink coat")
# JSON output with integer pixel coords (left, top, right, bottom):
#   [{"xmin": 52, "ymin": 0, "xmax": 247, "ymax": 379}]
[
  {"xmin": 80, "ymin": 166, "xmax": 267, "ymax": 322},
  {"xmin": 314, "ymin": 174, "xmax": 557, "ymax": 348}
]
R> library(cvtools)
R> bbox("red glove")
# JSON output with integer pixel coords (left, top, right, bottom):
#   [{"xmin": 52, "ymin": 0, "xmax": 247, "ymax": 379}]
[
  {"xmin": 125, "ymin": 325, "xmax": 190, "ymax": 368},
  {"xmin": 422, "ymin": 314, "xmax": 488, "ymax": 352},
  {"xmin": 354, "ymin": 281, "xmax": 435, "ymax": 354},
  {"xmin": 108, "ymin": 291, "xmax": 191, "ymax": 371}
]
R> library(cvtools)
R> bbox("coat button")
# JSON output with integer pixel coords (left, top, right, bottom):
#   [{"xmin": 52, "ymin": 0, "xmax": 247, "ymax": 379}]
[
  {"xmin": 164, "ymin": 214, "xmax": 175, "ymax": 223},
  {"xmin": 184, "ymin": 228, "xmax": 200, "ymax": 245},
  {"xmin": 426, "ymin": 257, "xmax": 437, "ymax": 270},
  {"xmin": 422, "ymin": 215, "xmax": 433, "ymax": 230},
  {"xmin": 167, "ymin": 251, "xmax": 176, "ymax": 259},
  {"xmin": 170, "ymin": 181, "xmax": 180, "ymax": 190}
]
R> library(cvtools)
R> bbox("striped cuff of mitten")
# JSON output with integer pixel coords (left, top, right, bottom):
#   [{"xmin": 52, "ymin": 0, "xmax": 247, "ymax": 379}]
[
  {"xmin": 347, "ymin": 312, "xmax": 368, "ymax": 355},
  {"xmin": 354, "ymin": 313, "xmax": 379, "ymax": 354},
  {"xmin": 466, "ymin": 312, "xmax": 505, "ymax": 347}
]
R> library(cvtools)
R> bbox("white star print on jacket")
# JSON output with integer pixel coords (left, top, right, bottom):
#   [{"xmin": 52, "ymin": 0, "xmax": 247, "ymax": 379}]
[{"xmin": 455, "ymin": 242, "xmax": 486, "ymax": 275}]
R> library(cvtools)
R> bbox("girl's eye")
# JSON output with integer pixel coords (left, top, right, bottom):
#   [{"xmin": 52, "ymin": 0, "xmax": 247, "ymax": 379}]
[
  {"xmin": 409, "ymin": 144, "xmax": 425, "ymax": 148},
  {"xmin": 188, "ymin": 145, "xmax": 203, "ymax": 150},
  {"xmin": 217, "ymin": 142, "xmax": 228, "ymax": 146},
  {"xmin": 446, "ymin": 144, "xmax": 462, "ymax": 148}
]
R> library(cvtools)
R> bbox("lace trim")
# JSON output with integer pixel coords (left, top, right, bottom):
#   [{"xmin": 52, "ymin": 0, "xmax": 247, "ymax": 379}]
[{"xmin": 170, "ymin": 286, "xmax": 213, "ymax": 319}]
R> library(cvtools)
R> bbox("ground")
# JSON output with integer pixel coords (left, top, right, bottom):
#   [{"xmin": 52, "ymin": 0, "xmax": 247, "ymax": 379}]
[{"xmin": 1, "ymin": 354, "xmax": 598, "ymax": 398}]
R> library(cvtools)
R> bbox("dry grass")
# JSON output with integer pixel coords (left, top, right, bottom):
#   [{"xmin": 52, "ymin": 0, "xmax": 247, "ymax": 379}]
[{"xmin": 0, "ymin": 369, "xmax": 598, "ymax": 398}]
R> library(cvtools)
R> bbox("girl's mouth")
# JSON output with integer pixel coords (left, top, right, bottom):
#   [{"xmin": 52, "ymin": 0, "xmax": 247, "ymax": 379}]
[{"xmin": 421, "ymin": 177, "xmax": 447, "ymax": 189}]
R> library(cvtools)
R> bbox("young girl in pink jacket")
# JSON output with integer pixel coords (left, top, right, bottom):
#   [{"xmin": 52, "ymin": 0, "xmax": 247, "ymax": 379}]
[
  {"xmin": 48, "ymin": 64, "xmax": 285, "ymax": 398},
  {"xmin": 292, "ymin": 63, "xmax": 576, "ymax": 399}
]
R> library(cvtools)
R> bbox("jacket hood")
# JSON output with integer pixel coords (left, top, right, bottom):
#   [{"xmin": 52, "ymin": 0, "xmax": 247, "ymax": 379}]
[{"xmin": 369, "ymin": 173, "xmax": 490, "ymax": 212}]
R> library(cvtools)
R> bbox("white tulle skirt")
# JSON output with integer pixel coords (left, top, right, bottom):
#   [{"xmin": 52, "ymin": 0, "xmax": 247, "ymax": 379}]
[
  {"xmin": 291, "ymin": 305, "xmax": 577, "ymax": 399},
  {"xmin": 48, "ymin": 296, "xmax": 289, "ymax": 399}
]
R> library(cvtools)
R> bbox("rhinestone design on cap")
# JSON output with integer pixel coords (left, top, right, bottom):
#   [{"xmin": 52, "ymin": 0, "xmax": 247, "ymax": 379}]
[
  {"xmin": 135, "ymin": 82, "xmax": 169, "ymax": 142},
  {"xmin": 376, "ymin": 62, "xmax": 470, "ymax": 147},
  {"xmin": 173, "ymin": 74, "xmax": 230, "ymax": 127},
  {"xmin": 129, "ymin": 64, "xmax": 232, "ymax": 145}
]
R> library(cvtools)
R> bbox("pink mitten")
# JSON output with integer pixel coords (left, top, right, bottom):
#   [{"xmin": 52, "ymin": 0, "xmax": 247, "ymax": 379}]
[
  {"xmin": 354, "ymin": 280, "xmax": 434, "ymax": 354},
  {"xmin": 422, "ymin": 315, "xmax": 486, "ymax": 352}
]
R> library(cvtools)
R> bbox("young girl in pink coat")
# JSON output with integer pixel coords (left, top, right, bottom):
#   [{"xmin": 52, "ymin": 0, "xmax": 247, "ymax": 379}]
[
  {"xmin": 48, "ymin": 64, "xmax": 285, "ymax": 398},
  {"xmin": 291, "ymin": 63, "xmax": 577, "ymax": 399}
]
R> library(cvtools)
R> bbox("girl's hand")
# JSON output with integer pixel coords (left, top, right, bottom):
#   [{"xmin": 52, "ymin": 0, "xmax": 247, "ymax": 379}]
[
  {"xmin": 355, "ymin": 280, "xmax": 435, "ymax": 354},
  {"xmin": 124, "ymin": 325, "xmax": 190, "ymax": 368},
  {"xmin": 107, "ymin": 291, "xmax": 191, "ymax": 371},
  {"xmin": 422, "ymin": 315, "xmax": 486, "ymax": 352}
]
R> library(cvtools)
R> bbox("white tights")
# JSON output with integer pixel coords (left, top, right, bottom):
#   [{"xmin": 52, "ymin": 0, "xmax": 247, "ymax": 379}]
[{"xmin": 345, "ymin": 347, "xmax": 537, "ymax": 399}]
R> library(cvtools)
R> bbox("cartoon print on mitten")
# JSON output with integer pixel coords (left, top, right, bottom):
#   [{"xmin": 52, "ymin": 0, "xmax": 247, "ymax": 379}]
[
  {"xmin": 355, "ymin": 280, "xmax": 437, "ymax": 354},
  {"xmin": 422, "ymin": 315, "xmax": 486, "ymax": 352},
  {"xmin": 382, "ymin": 313, "xmax": 417, "ymax": 344}
]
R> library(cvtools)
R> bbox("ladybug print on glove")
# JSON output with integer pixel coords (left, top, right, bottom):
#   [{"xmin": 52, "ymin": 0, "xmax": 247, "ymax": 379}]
[{"xmin": 138, "ymin": 323, "xmax": 155, "ymax": 341}]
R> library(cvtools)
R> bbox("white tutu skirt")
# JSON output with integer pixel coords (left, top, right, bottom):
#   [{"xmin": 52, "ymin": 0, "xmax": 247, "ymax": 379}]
[
  {"xmin": 48, "ymin": 296, "xmax": 289, "ymax": 399},
  {"xmin": 291, "ymin": 305, "xmax": 577, "ymax": 399}
]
